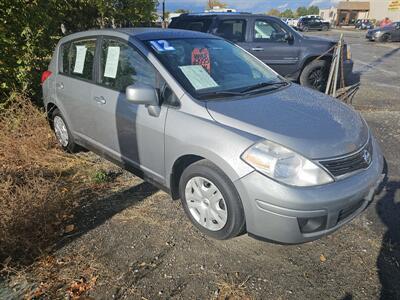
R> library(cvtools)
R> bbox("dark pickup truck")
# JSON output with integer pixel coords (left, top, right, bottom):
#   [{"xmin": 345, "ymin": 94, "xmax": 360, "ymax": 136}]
[{"xmin": 170, "ymin": 13, "xmax": 353, "ymax": 91}]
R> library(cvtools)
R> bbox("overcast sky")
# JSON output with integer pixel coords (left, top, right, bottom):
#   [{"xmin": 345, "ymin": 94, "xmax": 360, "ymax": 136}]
[{"xmin": 159, "ymin": 0, "xmax": 341, "ymax": 13}]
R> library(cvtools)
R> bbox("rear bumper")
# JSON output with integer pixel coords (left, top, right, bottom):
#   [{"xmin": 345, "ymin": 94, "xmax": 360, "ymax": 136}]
[{"xmin": 234, "ymin": 137, "xmax": 384, "ymax": 244}]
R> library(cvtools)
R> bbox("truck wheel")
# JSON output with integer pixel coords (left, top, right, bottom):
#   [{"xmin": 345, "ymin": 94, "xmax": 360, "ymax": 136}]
[
  {"xmin": 302, "ymin": 26, "xmax": 309, "ymax": 32},
  {"xmin": 322, "ymin": 25, "xmax": 329, "ymax": 31},
  {"xmin": 51, "ymin": 109, "xmax": 80, "ymax": 153},
  {"xmin": 299, "ymin": 60, "xmax": 329, "ymax": 92},
  {"xmin": 179, "ymin": 159, "xmax": 246, "ymax": 240}
]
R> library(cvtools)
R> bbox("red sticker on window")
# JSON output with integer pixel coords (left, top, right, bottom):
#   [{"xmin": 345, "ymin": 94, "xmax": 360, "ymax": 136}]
[{"xmin": 191, "ymin": 48, "xmax": 211, "ymax": 73}]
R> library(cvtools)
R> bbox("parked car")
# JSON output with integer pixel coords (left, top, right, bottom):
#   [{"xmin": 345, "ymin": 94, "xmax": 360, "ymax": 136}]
[
  {"xmin": 282, "ymin": 17, "xmax": 298, "ymax": 27},
  {"xmin": 297, "ymin": 17, "xmax": 330, "ymax": 32},
  {"xmin": 169, "ymin": 13, "xmax": 352, "ymax": 91},
  {"xmin": 42, "ymin": 28, "xmax": 384, "ymax": 244},
  {"xmin": 366, "ymin": 21, "xmax": 400, "ymax": 42},
  {"xmin": 355, "ymin": 19, "xmax": 374, "ymax": 30}
]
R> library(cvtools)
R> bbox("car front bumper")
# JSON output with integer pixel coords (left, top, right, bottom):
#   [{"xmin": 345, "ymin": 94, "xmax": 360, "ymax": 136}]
[{"xmin": 234, "ymin": 137, "xmax": 385, "ymax": 244}]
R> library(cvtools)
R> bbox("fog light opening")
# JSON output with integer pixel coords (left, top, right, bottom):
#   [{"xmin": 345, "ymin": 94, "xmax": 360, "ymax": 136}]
[{"xmin": 298, "ymin": 215, "xmax": 327, "ymax": 234}]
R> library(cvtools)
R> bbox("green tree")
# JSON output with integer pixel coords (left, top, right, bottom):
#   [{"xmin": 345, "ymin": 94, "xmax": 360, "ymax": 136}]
[
  {"xmin": 280, "ymin": 9, "xmax": 294, "ymax": 18},
  {"xmin": 307, "ymin": 5, "xmax": 320, "ymax": 15},
  {"xmin": 206, "ymin": 0, "xmax": 227, "ymax": 10},
  {"xmin": 175, "ymin": 9, "xmax": 190, "ymax": 14},
  {"xmin": 296, "ymin": 6, "xmax": 308, "ymax": 17},
  {"xmin": 266, "ymin": 8, "xmax": 280, "ymax": 16},
  {"xmin": 0, "ymin": 0, "xmax": 158, "ymax": 103}
]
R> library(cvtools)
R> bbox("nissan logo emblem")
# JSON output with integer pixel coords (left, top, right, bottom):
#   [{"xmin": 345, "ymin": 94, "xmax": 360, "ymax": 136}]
[{"xmin": 362, "ymin": 149, "xmax": 371, "ymax": 164}]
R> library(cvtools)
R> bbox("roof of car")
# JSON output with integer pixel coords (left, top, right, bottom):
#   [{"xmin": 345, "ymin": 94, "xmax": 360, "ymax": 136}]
[
  {"xmin": 177, "ymin": 12, "xmax": 281, "ymax": 20},
  {"xmin": 60, "ymin": 27, "xmax": 219, "ymax": 43}
]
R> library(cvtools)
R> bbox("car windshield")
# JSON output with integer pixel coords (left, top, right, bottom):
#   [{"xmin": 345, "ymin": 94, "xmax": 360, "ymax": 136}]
[{"xmin": 145, "ymin": 38, "xmax": 285, "ymax": 99}]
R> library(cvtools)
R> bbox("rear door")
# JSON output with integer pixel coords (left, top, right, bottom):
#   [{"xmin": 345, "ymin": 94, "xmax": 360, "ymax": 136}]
[
  {"xmin": 247, "ymin": 18, "xmax": 301, "ymax": 76},
  {"xmin": 90, "ymin": 37, "xmax": 168, "ymax": 183},
  {"xmin": 214, "ymin": 18, "xmax": 248, "ymax": 45},
  {"xmin": 55, "ymin": 38, "xmax": 98, "ymax": 141}
]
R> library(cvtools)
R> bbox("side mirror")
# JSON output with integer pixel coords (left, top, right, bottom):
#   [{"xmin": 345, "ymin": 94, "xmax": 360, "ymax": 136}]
[{"xmin": 125, "ymin": 83, "xmax": 159, "ymax": 106}]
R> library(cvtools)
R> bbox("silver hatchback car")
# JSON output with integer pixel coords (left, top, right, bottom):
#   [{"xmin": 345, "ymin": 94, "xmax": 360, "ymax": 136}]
[{"xmin": 42, "ymin": 28, "xmax": 384, "ymax": 244}]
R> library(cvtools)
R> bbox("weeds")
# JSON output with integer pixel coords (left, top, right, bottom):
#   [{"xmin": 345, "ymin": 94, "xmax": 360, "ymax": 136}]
[
  {"xmin": 215, "ymin": 274, "xmax": 252, "ymax": 300},
  {"xmin": 0, "ymin": 94, "xmax": 100, "ymax": 264}
]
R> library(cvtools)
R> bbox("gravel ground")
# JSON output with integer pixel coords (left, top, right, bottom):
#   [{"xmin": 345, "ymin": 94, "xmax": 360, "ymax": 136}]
[{"xmin": 2, "ymin": 30, "xmax": 400, "ymax": 300}]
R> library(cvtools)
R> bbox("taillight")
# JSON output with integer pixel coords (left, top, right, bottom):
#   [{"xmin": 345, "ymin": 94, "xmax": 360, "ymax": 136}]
[{"xmin": 41, "ymin": 70, "xmax": 52, "ymax": 85}]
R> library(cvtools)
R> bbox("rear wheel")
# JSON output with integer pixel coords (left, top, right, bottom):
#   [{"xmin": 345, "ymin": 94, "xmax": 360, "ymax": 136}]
[
  {"xmin": 51, "ymin": 109, "xmax": 80, "ymax": 153},
  {"xmin": 299, "ymin": 60, "xmax": 329, "ymax": 92},
  {"xmin": 179, "ymin": 160, "xmax": 246, "ymax": 240},
  {"xmin": 302, "ymin": 26, "xmax": 309, "ymax": 32}
]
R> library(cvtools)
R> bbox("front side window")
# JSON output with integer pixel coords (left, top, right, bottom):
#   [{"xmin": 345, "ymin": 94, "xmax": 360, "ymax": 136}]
[
  {"xmin": 146, "ymin": 38, "xmax": 284, "ymax": 99},
  {"xmin": 61, "ymin": 39, "xmax": 96, "ymax": 80},
  {"xmin": 216, "ymin": 19, "xmax": 246, "ymax": 42},
  {"xmin": 100, "ymin": 39, "xmax": 156, "ymax": 92},
  {"xmin": 254, "ymin": 20, "xmax": 287, "ymax": 42}
]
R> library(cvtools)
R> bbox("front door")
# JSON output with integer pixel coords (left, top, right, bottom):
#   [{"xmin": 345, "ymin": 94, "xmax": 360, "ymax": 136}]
[
  {"xmin": 55, "ymin": 38, "xmax": 98, "ymax": 141},
  {"xmin": 247, "ymin": 18, "xmax": 301, "ymax": 77},
  {"xmin": 91, "ymin": 37, "xmax": 167, "ymax": 183}
]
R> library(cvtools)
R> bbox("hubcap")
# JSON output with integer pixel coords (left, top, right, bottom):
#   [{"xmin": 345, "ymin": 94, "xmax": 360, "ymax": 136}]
[
  {"xmin": 184, "ymin": 176, "xmax": 228, "ymax": 231},
  {"xmin": 53, "ymin": 116, "xmax": 69, "ymax": 147}
]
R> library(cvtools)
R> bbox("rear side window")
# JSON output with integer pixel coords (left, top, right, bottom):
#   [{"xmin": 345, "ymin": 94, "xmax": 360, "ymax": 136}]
[
  {"xmin": 216, "ymin": 19, "xmax": 246, "ymax": 42},
  {"xmin": 60, "ymin": 39, "xmax": 96, "ymax": 81},
  {"xmin": 100, "ymin": 39, "xmax": 156, "ymax": 92},
  {"xmin": 169, "ymin": 18, "xmax": 213, "ymax": 33}
]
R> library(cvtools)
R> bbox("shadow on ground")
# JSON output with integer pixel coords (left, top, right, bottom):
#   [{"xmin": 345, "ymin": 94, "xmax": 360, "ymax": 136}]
[
  {"xmin": 376, "ymin": 177, "xmax": 400, "ymax": 299},
  {"xmin": 55, "ymin": 181, "xmax": 159, "ymax": 250}
]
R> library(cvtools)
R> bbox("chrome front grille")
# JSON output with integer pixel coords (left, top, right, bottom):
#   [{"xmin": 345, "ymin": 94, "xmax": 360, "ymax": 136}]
[{"xmin": 319, "ymin": 138, "xmax": 373, "ymax": 177}]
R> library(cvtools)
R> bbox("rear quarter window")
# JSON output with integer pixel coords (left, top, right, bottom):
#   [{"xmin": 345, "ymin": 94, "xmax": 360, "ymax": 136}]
[{"xmin": 169, "ymin": 18, "xmax": 213, "ymax": 32}]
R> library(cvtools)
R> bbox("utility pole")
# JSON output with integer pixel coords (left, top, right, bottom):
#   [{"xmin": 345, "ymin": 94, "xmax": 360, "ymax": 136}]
[{"xmin": 162, "ymin": 0, "xmax": 166, "ymax": 28}]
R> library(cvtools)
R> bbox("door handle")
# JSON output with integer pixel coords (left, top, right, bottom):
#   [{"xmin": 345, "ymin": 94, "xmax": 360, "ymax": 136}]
[
  {"xmin": 94, "ymin": 96, "xmax": 106, "ymax": 104},
  {"xmin": 56, "ymin": 82, "xmax": 64, "ymax": 89},
  {"xmin": 251, "ymin": 47, "xmax": 264, "ymax": 51}
]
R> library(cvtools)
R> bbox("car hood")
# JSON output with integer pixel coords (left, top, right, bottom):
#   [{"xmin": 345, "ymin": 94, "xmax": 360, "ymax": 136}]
[
  {"xmin": 301, "ymin": 34, "xmax": 336, "ymax": 45},
  {"xmin": 370, "ymin": 26, "xmax": 393, "ymax": 33},
  {"xmin": 206, "ymin": 84, "xmax": 369, "ymax": 159}
]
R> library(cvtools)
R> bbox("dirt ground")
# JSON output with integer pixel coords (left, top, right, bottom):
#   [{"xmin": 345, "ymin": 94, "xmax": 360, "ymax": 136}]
[{"xmin": 1, "ymin": 30, "xmax": 400, "ymax": 300}]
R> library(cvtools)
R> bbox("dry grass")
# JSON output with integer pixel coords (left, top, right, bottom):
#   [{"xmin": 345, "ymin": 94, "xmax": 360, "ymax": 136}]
[
  {"xmin": 215, "ymin": 275, "xmax": 252, "ymax": 300},
  {"xmin": 0, "ymin": 94, "xmax": 98, "ymax": 265}
]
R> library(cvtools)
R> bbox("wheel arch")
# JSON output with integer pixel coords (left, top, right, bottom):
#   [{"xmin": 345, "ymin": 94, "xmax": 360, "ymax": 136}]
[{"xmin": 299, "ymin": 55, "xmax": 331, "ymax": 80}]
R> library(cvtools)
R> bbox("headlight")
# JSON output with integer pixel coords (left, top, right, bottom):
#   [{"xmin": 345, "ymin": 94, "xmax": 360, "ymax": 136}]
[
  {"xmin": 241, "ymin": 140, "xmax": 333, "ymax": 187},
  {"xmin": 374, "ymin": 31, "xmax": 381, "ymax": 36}
]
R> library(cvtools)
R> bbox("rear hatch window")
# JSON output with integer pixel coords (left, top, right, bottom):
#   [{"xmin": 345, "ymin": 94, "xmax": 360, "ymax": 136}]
[{"xmin": 169, "ymin": 17, "xmax": 213, "ymax": 33}]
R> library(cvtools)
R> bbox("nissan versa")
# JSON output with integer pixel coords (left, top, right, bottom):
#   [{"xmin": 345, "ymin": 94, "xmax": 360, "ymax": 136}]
[{"xmin": 42, "ymin": 28, "xmax": 384, "ymax": 244}]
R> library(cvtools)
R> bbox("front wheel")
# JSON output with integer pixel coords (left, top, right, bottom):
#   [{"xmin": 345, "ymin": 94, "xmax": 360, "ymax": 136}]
[
  {"xmin": 179, "ymin": 160, "xmax": 246, "ymax": 240},
  {"xmin": 302, "ymin": 26, "xmax": 309, "ymax": 32},
  {"xmin": 299, "ymin": 60, "xmax": 329, "ymax": 92},
  {"xmin": 322, "ymin": 25, "xmax": 329, "ymax": 31},
  {"xmin": 379, "ymin": 33, "xmax": 391, "ymax": 43}
]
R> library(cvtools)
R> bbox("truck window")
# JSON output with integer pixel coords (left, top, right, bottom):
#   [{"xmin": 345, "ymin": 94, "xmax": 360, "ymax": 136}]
[
  {"xmin": 216, "ymin": 19, "xmax": 246, "ymax": 42},
  {"xmin": 169, "ymin": 18, "xmax": 212, "ymax": 33},
  {"xmin": 254, "ymin": 20, "xmax": 287, "ymax": 42}
]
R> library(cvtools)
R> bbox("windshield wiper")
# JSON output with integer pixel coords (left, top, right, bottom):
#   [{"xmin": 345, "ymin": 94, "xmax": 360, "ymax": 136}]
[
  {"xmin": 240, "ymin": 81, "xmax": 288, "ymax": 94},
  {"xmin": 197, "ymin": 91, "xmax": 245, "ymax": 100}
]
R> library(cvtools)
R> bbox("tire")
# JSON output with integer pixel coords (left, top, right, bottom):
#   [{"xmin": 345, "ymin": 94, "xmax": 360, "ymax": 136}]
[
  {"xmin": 179, "ymin": 159, "xmax": 246, "ymax": 240},
  {"xmin": 379, "ymin": 33, "xmax": 391, "ymax": 43},
  {"xmin": 322, "ymin": 25, "xmax": 328, "ymax": 31},
  {"xmin": 299, "ymin": 60, "xmax": 329, "ymax": 92},
  {"xmin": 302, "ymin": 26, "xmax": 309, "ymax": 32},
  {"xmin": 51, "ymin": 108, "xmax": 80, "ymax": 153}
]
